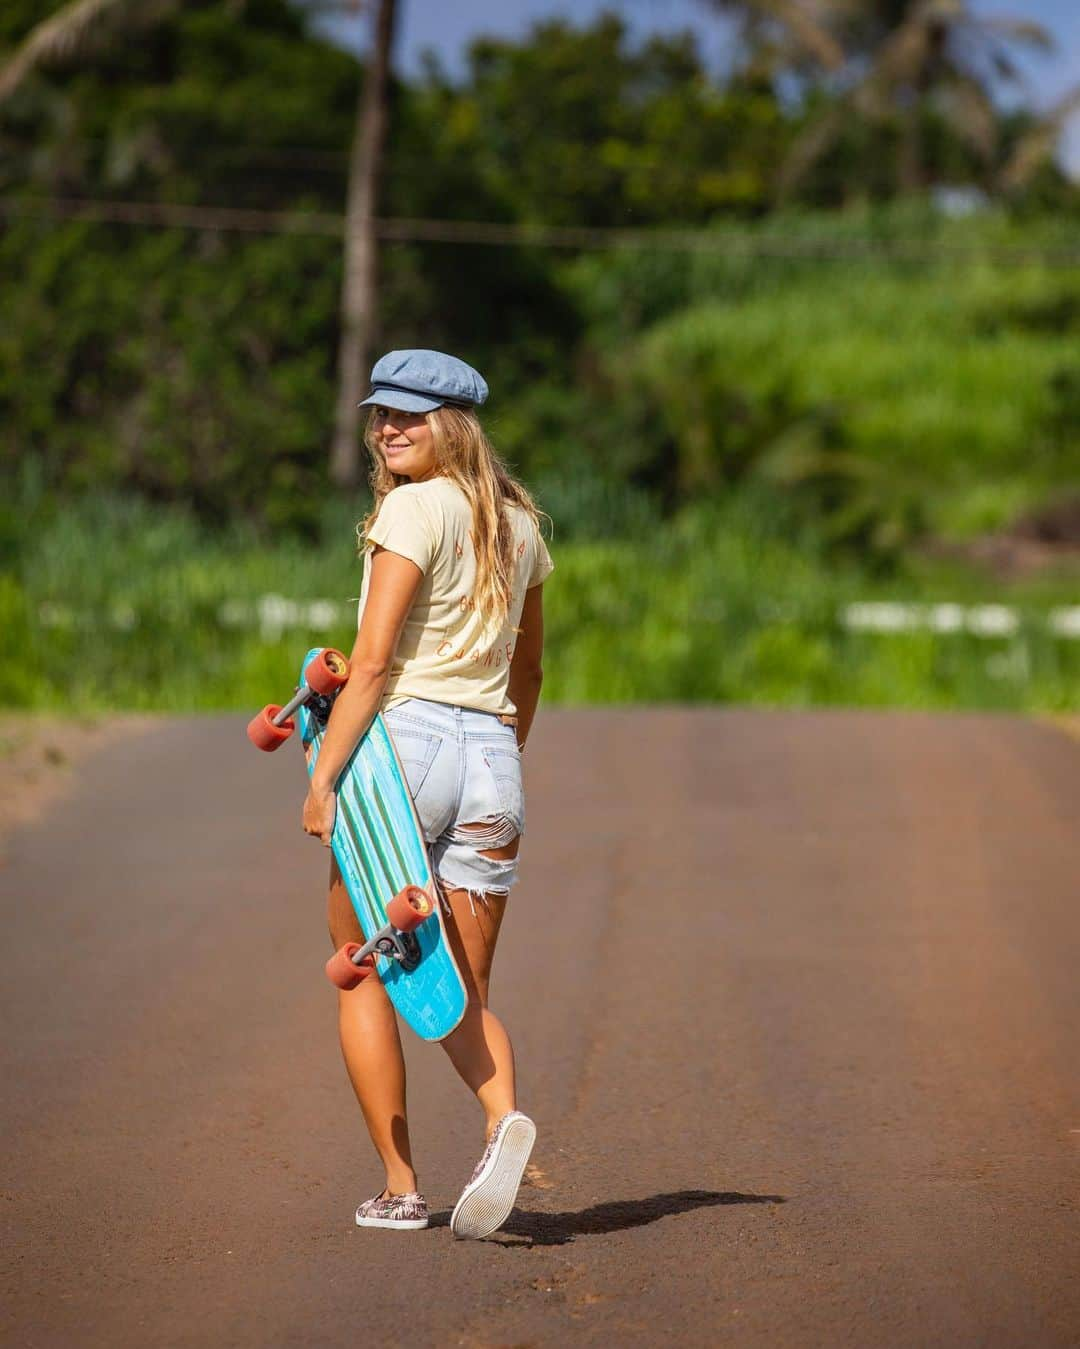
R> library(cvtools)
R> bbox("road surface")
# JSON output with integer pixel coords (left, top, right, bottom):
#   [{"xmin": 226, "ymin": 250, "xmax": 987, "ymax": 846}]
[{"xmin": 2, "ymin": 709, "xmax": 1078, "ymax": 1347}]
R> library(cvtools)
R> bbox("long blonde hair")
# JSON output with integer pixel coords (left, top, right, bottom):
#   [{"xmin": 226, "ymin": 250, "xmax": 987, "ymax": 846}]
[{"xmin": 360, "ymin": 405, "xmax": 545, "ymax": 627}]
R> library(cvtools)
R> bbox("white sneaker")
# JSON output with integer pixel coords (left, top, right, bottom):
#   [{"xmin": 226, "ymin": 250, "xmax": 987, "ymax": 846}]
[{"xmin": 450, "ymin": 1111, "xmax": 536, "ymax": 1240}]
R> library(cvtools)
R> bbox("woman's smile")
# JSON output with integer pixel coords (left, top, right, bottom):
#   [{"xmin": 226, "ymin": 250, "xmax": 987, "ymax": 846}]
[{"xmin": 373, "ymin": 406, "xmax": 438, "ymax": 479}]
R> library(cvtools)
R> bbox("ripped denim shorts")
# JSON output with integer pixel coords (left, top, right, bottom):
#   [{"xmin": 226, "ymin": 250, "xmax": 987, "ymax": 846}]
[{"xmin": 383, "ymin": 697, "xmax": 525, "ymax": 905}]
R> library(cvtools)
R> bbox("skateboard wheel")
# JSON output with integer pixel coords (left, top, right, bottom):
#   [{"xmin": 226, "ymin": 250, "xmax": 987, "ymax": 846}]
[
  {"xmin": 305, "ymin": 648, "xmax": 350, "ymax": 696},
  {"xmin": 325, "ymin": 943, "xmax": 376, "ymax": 990},
  {"xmin": 387, "ymin": 886, "xmax": 435, "ymax": 933},
  {"xmin": 247, "ymin": 705, "xmax": 294, "ymax": 751}
]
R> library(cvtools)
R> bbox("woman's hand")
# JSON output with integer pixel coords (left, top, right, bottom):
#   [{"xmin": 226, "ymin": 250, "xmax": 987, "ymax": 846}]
[{"xmin": 302, "ymin": 783, "xmax": 337, "ymax": 846}]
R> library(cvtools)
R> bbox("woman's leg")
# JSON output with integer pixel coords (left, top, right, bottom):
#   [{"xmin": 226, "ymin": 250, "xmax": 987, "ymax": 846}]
[
  {"xmin": 329, "ymin": 859, "xmax": 419, "ymax": 1196},
  {"xmin": 438, "ymin": 839, "xmax": 521, "ymax": 1136},
  {"xmin": 440, "ymin": 856, "xmax": 538, "ymax": 1241}
]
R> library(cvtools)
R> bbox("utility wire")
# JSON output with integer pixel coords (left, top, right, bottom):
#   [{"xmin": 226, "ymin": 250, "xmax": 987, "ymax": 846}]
[
  {"xmin": 2, "ymin": 195, "xmax": 1079, "ymax": 264},
  {"xmin": 0, "ymin": 196, "xmax": 343, "ymax": 236}
]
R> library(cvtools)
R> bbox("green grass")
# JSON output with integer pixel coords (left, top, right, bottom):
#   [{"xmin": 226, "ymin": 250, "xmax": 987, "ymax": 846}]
[
  {"xmin": 632, "ymin": 259, "xmax": 1077, "ymax": 537},
  {"xmin": 5, "ymin": 494, "xmax": 1076, "ymax": 714},
  {"xmin": 544, "ymin": 507, "xmax": 1077, "ymax": 710},
  {"xmin": 6, "ymin": 212, "xmax": 1079, "ymax": 714},
  {"xmin": 555, "ymin": 208, "xmax": 1079, "ymax": 558}
]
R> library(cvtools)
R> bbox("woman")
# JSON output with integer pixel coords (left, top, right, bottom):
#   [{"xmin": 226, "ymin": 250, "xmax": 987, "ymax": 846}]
[{"xmin": 302, "ymin": 349, "xmax": 553, "ymax": 1239}]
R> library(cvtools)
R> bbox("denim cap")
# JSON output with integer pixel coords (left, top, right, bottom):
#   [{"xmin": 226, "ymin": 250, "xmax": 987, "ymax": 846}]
[{"xmin": 358, "ymin": 349, "xmax": 489, "ymax": 415}]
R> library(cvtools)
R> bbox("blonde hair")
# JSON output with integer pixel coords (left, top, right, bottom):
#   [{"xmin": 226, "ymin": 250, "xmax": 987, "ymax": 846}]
[{"xmin": 360, "ymin": 405, "xmax": 546, "ymax": 627}]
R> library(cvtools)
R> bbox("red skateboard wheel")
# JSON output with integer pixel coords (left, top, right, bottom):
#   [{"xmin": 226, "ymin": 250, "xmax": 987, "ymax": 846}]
[
  {"xmin": 247, "ymin": 705, "xmax": 294, "ymax": 751},
  {"xmin": 387, "ymin": 886, "xmax": 435, "ymax": 933},
  {"xmin": 305, "ymin": 648, "xmax": 350, "ymax": 696},
  {"xmin": 325, "ymin": 943, "xmax": 376, "ymax": 990}
]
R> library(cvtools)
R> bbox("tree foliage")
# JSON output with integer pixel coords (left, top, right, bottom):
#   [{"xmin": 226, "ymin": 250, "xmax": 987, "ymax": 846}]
[{"xmin": 0, "ymin": 2, "xmax": 1077, "ymax": 544}]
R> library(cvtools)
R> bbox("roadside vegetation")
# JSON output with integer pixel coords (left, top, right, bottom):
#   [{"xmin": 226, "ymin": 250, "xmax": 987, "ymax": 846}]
[
  {"xmin": 1, "ymin": 2, "xmax": 1076, "ymax": 712},
  {"xmin": 3, "ymin": 490, "xmax": 1076, "ymax": 713}
]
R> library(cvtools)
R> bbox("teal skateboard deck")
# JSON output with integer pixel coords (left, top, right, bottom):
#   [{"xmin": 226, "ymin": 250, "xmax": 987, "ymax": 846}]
[{"xmin": 251, "ymin": 647, "xmax": 467, "ymax": 1042}]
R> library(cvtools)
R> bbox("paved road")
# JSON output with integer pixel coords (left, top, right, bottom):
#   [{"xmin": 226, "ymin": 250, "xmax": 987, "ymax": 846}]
[{"xmin": 2, "ymin": 710, "xmax": 1078, "ymax": 1348}]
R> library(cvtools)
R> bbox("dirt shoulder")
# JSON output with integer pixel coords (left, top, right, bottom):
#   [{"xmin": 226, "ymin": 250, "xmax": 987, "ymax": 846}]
[
  {"xmin": 0, "ymin": 713, "xmax": 153, "ymax": 856},
  {"xmin": 1046, "ymin": 715, "xmax": 1080, "ymax": 744}
]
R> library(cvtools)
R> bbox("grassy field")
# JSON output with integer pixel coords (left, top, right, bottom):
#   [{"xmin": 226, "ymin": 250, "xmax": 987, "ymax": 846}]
[
  {"xmin": 4, "ymin": 494, "xmax": 1076, "ymax": 713},
  {"xmin": 558, "ymin": 208, "xmax": 1080, "ymax": 563},
  {"xmin": 5, "ymin": 212, "xmax": 1077, "ymax": 715},
  {"xmin": 631, "ymin": 262, "xmax": 1075, "ymax": 533}
]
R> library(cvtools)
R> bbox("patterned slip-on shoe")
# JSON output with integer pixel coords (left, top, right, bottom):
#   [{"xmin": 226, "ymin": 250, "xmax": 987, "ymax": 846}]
[
  {"xmin": 355, "ymin": 1190, "xmax": 429, "ymax": 1230},
  {"xmin": 450, "ymin": 1111, "xmax": 536, "ymax": 1240}
]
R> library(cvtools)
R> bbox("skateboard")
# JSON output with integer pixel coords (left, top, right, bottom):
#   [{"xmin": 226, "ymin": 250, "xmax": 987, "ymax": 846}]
[{"xmin": 248, "ymin": 646, "xmax": 467, "ymax": 1042}]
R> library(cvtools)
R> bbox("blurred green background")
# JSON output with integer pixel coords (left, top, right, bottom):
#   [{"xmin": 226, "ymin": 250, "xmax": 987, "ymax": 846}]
[{"xmin": 1, "ymin": 0, "xmax": 1077, "ymax": 712}]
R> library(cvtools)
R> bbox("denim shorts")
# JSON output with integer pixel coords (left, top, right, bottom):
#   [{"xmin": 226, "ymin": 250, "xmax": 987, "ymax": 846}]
[{"xmin": 383, "ymin": 697, "xmax": 525, "ymax": 901}]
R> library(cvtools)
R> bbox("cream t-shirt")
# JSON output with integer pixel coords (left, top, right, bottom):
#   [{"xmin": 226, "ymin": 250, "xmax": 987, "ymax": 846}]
[{"xmin": 358, "ymin": 477, "xmax": 554, "ymax": 716}]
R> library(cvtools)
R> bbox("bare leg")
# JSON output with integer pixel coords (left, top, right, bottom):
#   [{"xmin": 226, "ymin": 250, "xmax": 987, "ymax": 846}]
[
  {"xmin": 329, "ymin": 859, "xmax": 418, "ymax": 1196},
  {"xmin": 439, "ymin": 833, "xmax": 521, "ymax": 1137}
]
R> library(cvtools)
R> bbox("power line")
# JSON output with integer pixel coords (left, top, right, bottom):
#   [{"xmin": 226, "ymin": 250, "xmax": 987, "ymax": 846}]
[
  {"xmin": 0, "ymin": 196, "xmax": 343, "ymax": 236},
  {"xmin": 2, "ymin": 195, "xmax": 1079, "ymax": 264}
]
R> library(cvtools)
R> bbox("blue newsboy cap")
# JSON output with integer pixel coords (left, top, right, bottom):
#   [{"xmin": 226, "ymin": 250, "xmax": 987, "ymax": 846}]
[{"xmin": 358, "ymin": 349, "xmax": 489, "ymax": 415}]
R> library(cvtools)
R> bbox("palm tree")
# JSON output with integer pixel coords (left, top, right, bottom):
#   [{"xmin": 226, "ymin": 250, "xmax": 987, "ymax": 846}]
[
  {"xmin": 706, "ymin": 0, "xmax": 1075, "ymax": 198},
  {"xmin": 776, "ymin": 0, "xmax": 1062, "ymax": 196}
]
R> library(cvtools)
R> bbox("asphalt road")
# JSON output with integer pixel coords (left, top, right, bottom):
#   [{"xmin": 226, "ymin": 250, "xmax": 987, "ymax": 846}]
[{"xmin": 2, "ymin": 710, "xmax": 1078, "ymax": 1348}]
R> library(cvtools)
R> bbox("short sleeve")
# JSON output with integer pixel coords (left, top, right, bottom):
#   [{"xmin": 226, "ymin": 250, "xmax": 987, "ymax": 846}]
[
  {"xmin": 528, "ymin": 531, "xmax": 554, "ymax": 588},
  {"xmin": 366, "ymin": 487, "xmax": 437, "ymax": 574}
]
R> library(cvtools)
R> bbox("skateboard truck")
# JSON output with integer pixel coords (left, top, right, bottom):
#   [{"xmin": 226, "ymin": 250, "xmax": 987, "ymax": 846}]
[
  {"xmin": 246, "ymin": 648, "xmax": 350, "ymax": 751},
  {"xmin": 324, "ymin": 886, "xmax": 436, "ymax": 990}
]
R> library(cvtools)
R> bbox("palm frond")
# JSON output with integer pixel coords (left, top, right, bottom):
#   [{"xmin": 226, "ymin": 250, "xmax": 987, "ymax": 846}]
[
  {"xmin": 866, "ymin": 7, "xmax": 936, "ymax": 88},
  {"xmin": 774, "ymin": 101, "xmax": 847, "ymax": 199},
  {"xmin": 999, "ymin": 83, "xmax": 1080, "ymax": 189},
  {"xmin": 0, "ymin": 0, "xmax": 176, "ymax": 104},
  {"xmin": 990, "ymin": 49, "xmax": 1029, "ymax": 86},
  {"xmin": 976, "ymin": 17, "xmax": 1055, "ymax": 55},
  {"xmin": 701, "ymin": 0, "xmax": 845, "ymax": 72},
  {"xmin": 936, "ymin": 74, "xmax": 997, "ymax": 159},
  {"xmin": 763, "ymin": 0, "xmax": 846, "ymax": 72}
]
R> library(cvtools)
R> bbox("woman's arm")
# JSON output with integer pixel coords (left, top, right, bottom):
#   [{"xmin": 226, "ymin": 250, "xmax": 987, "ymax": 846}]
[
  {"xmin": 302, "ymin": 546, "xmax": 423, "ymax": 844},
  {"xmin": 507, "ymin": 583, "xmax": 545, "ymax": 750}
]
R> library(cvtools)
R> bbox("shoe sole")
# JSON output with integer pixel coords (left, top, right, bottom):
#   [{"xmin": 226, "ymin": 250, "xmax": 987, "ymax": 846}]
[
  {"xmin": 355, "ymin": 1214, "xmax": 429, "ymax": 1230},
  {"xmin": 450, "ymin": 1114, "xmax": 536, "ymax": 1240}
]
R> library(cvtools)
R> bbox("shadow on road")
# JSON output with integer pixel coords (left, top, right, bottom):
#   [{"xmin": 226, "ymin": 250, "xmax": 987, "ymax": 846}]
[{"xmin": 430, "ymin": 1189, "xmax": 786, "ymax": 1247}]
